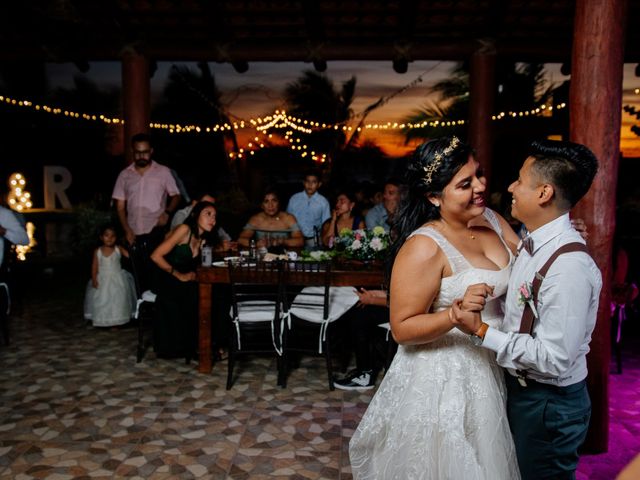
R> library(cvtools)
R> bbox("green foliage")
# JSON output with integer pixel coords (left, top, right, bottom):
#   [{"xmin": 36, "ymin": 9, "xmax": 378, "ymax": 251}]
[
  {"xmin": 70, "ymin": 202, "xmax": 115, "ymax": 255},
  {"xmin": 284, "ymin": 70, "xmax": 357, "ymax": 162}
]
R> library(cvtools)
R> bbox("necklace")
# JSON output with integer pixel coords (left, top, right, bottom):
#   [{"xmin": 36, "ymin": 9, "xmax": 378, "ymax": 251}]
[{"xmin": 438, "ymin": 218, "xmax": 476, "ymax": 240}]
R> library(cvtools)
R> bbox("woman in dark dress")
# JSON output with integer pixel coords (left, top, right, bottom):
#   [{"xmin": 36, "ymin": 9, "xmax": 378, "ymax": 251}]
[{"xmin": 150, "ymin": 201, "xmax": 218, "ymax": 360}]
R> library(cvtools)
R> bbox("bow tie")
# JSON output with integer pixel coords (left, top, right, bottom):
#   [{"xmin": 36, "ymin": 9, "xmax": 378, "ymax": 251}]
[{"xmin": 521, "ymin": 236, "xmax": 534, "ymax": 256}]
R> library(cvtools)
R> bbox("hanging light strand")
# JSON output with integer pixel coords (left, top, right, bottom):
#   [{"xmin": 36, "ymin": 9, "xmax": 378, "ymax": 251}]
[{"xmin": 0, "ymin": 93, "xmax": 570, "ymax": 134}]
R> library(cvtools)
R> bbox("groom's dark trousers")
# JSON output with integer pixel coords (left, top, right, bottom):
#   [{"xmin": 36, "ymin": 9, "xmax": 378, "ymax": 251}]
[{"xmin": 505, "ymin": 373, "xmax": 591, "ymax": 480}]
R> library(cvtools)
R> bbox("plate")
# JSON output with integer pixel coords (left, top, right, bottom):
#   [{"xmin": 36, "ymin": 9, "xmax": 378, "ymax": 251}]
[
  {"xmin": 224, "ymin": 256, "xmax": 241, "ymax": 262},
  {"xmin": 212, "ymin": 261, "xmax": 227, "ymax": 267}
]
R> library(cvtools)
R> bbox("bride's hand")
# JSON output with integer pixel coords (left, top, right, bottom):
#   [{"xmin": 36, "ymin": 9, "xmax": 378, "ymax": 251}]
[
  {"xmin": 571, "ymin": 218, "xmax": 589, "ymax": 241},
  {"xmin": 450, "ymin": 299, "xmax": 482, "ymax": 334},
  {"xmin": 460, "ymin": 283, "xmax": 494, "ymax": 312}
]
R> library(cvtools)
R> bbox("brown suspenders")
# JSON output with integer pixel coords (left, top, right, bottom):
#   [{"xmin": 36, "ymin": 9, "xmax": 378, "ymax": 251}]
[{"xmin": 516, "ymin": 242, "xmax": 590, "ymax": 385}]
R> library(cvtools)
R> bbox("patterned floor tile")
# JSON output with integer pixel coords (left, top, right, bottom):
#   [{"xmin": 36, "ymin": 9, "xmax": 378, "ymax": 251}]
[
  {"xmin": 0, "ymin": 441, "xmax": 134, "ymax": 479},
  {"xmin": 0, "ymin": 267, "xmax": 638, "ymax": 479},
  {"xmin": 114, "ymin": 442, "xmax": 234, "ymax": 479}
]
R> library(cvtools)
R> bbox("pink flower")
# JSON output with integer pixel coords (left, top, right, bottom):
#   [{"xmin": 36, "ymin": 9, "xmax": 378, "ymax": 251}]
[{"xmin": 517, "ymin": 281, "xmax": 538, "ymax": 319}]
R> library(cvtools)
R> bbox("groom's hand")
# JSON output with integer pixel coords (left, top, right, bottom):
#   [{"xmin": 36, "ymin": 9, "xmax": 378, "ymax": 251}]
[
  {"xmin": 450, "ymin": 299, "xmax": 482, "ymax": 334},
  {"xmin": 460, "ymin": 283, "xmax": 494, "ymax": 312}
]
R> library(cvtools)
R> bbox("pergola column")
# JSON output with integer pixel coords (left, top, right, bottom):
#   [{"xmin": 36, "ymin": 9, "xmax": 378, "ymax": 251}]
[
  {"xmin": 569, "ymin": 0, "xmax": 627, "ymax": 453},
  {"xmin": 121, "ymin": 50, "xmax": 151, "ymax": 164},
  {"xmin": 468, "ymin": 43, "xmax": 496, "ymax": 187}
]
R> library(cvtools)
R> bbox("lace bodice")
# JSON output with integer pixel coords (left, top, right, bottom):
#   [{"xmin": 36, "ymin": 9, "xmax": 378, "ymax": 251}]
[{"xmin": 407, "ymin": 209, "xmax": 512, "ymax": 331}]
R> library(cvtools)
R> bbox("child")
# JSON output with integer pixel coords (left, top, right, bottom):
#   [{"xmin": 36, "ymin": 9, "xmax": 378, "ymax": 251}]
[
  {"xmin": 286, "ymin": 169, "xmax": 331, "ymax": 248},
  {"xmin": 84, "ymin": 224, "xmax": 137, "ymax": 327}
]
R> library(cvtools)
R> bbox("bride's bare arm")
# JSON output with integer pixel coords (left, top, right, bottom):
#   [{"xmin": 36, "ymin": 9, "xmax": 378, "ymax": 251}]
[{"xmin": 389, "ymin": 235, "xmax": 456, "ymax": 345}]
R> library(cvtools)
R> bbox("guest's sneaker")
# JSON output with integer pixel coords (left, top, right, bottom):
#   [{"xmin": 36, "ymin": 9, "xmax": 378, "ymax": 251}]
[{"xmin": 333, "ymin": 369, "xmax": 376, "ymax": 391}]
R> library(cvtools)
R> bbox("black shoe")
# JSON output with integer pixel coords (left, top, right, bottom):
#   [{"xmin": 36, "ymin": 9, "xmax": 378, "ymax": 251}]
[{"xmin": 333, "ymin": 369, "xmax": 376, "ymax": 391}]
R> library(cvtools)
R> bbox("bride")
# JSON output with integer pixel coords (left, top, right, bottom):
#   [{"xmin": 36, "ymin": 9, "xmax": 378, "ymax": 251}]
[{"xmin": 349, "ymin": 137, "xmax": 521, "ymax": 479}]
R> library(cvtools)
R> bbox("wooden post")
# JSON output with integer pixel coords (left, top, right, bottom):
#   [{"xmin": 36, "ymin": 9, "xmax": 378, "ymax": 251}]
[
  {"xmin": 569, "ymin": 0, "xmax": 627, "ymax": 453},
  {"xmin": 121, "ymin": 50, "xmax": 151, "ymax": 164},
  {"xmin": 469, "ymin": 43, "xmax": 496, "ymax": 188}
]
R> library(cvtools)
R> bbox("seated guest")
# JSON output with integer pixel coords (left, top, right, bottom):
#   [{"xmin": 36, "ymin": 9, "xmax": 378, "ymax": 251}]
[
  {"xmin": 238, "ymin": 189, "xmax": 304, "ymax": 249},
  {"xmin": 334, "ymin": 288, "xmax": 390, "ymax": 391},
  {"xmin": 321, "ymin": 191, "xmax": 365, "ymax": 248},
  {"xmin": 364, "ymin": 178, "xmax": 401, "ymax": 233}
]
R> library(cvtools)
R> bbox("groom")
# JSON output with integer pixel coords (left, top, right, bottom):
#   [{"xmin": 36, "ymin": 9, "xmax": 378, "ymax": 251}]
[{"xmin": 453, "ymin": 139, "xmax": 602, "ymax": 480}]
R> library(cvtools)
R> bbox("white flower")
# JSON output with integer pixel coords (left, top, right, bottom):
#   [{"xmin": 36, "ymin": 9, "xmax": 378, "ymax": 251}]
[
  {"xmin": 370, "ymin": 237, "xmax": 384, "ymax": 251},
  {"xmin": 350, "ymin": 239, "xmax": 362, "ymax": 250}
]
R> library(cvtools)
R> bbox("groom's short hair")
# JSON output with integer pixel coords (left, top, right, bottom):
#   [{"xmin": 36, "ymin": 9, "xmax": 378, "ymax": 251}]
[{"xmin": 528, "ymin": 140, "xmax": 599, "ymax": 209}]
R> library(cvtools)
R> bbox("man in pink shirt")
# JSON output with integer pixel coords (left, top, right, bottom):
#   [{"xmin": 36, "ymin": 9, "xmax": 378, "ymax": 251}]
[{"xmin": 112, "ymin": 133, "xmax": 181, "ymax": 288}]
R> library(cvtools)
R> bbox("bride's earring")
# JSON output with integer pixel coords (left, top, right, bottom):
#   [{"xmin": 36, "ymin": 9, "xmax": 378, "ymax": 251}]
[{"xmin": 433, "ymin": 202, "xmax": 440, "ymax": 208}]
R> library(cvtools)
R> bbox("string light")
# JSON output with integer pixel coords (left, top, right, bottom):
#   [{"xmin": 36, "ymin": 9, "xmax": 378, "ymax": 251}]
[{"xmin": 0, "ymin": 94, "xmax": 573, "ymax": 135}]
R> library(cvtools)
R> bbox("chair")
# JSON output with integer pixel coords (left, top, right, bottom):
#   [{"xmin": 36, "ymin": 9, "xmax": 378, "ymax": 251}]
[
  {"xmin": 0, "ymin": 240, "xmax": 16, "ymax": 346},
  {"xmin": 227, "ymin": 260, "xmax": 284, "ymax": 389},
  {"xmin": 280, "ymin": 261, "xmax": 359, "ymax": 390},
  {"xmin": 0, "ymin": 282, "xmax": 10, "ymax": 346},
  {"xmin": 129, "ymin": 244, "xmax": 157, "ymax": 363}
]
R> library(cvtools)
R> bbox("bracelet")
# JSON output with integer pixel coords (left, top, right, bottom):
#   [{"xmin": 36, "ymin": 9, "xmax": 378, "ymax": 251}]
[{"xmin": 447, "ymin": 307, "xmax": 454, "ymax": 323}]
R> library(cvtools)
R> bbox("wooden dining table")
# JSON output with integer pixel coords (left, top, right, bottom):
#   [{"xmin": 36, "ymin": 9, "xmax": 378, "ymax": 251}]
[{"xmin": 196, "ymin": 261, "xmax": 385, "ymax": 374}]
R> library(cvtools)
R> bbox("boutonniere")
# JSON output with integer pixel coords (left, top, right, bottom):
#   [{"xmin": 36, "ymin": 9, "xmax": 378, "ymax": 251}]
[{"xmin": 517, "ymin": 281, "xmax": 539, "ymax": 319}]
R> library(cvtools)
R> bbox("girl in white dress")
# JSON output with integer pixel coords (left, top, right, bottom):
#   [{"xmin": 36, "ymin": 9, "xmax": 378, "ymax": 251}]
[
  {"xmin": 350, "ymin": 137, "xmax": 521, "ymax": 479},
  {"xmin": 84, "ymin": 225, "xmax": 136, "ymax": 327}
]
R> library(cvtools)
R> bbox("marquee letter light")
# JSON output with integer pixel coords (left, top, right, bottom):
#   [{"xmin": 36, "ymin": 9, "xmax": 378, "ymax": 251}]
[{"xmin": 43, "ymin": 166, "xmax": 72, "ymax": 210}]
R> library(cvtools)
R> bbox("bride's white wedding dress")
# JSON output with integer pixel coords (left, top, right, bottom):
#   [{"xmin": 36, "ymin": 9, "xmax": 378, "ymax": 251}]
[{"xmin": 350, "ymin": 210, "xmax": 520, "ymax": 480}]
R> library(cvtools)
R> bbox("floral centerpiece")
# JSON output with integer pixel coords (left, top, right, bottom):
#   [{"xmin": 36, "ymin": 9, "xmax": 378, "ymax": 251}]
[{"xmin": 334, "ymin": 226, "xmax": 390, "ymax": 261}]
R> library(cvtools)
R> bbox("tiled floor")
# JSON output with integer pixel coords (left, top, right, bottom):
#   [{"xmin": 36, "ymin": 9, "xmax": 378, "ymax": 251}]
[{"xmin": 0, "ymin": 266, "xmax": 638, "ymax": 479}]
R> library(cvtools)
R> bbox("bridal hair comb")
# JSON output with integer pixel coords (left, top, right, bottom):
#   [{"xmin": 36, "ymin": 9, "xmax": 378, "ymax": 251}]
[{"xmin": 423, "ymin": 136, "xmax": 460, "ymax": 185}]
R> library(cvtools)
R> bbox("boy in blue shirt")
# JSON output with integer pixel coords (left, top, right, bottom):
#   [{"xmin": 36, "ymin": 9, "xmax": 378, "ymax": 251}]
[{"xmin": 286, "ymin": 170, "xmax": 331, "ymax": 248}]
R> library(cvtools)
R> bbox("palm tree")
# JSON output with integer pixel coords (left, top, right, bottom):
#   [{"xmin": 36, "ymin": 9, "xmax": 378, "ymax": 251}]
[
  {"xmin": 283, "ymin": 70, "xmax": 356, "ymax": 174},
  {"xmin": 400, "ymin": 62, "xmax": 557, "ymax": 144},
  {"xmin": 401, "ymin": 63, "xmax": 469, "ymax": 141},
  {"xmin": 152, "ymin": 62, "xmax": 237, "ymax": 194}
]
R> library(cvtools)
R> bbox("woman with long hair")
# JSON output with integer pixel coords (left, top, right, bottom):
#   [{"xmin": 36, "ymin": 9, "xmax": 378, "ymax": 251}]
[
  {"xmin": 320, "ymin": 190, "xmax": 365, "ymax": 248},
  {"xmin": 151, "ymin": 201, "xmax": 218, "ymax": 360},
  {"xmin": 349, "ymin": 137, "xmax": 520, "ymax": 479}
]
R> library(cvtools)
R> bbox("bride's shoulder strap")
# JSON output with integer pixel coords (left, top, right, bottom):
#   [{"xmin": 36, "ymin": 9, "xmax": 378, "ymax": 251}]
[
  {"xmin": 483, "ymin": 208, "xmax": 503, "ymax": 236},
  {"xmin": 408, "ymin": 226, "xmax": 467, "ymax": 273},
  {"xmin": 408, "ymin": 225, "xmax": 444, "ymax": 245}
]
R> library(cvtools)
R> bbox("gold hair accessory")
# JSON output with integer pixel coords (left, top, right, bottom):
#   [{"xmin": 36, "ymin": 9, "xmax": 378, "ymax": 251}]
[{"xmin": 423, "ymin": 136, "xmax": 460, "ymax": 185}]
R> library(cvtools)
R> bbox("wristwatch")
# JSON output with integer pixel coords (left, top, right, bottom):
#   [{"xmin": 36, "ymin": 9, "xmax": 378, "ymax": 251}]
[{"xmin": 470, "ymin": 322, "xmax": 489, "ymax": 346}]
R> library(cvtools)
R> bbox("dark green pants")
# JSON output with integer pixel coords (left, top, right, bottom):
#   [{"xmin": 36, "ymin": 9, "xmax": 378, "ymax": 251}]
[{"xmin": 505, "ymin": 373, "xmax": 591, "ymax": 480}]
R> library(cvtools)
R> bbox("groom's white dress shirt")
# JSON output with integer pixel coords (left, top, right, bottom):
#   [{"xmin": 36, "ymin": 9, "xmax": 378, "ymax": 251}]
[{"xmin": 483, "ymin": 213, "xmax": 602, "ymax": 387}]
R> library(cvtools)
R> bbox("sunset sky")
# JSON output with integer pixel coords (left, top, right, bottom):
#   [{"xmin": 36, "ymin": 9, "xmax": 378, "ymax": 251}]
[{"xmin": 46, "ymin": 60, "xmax": 640, "ymax": 158}]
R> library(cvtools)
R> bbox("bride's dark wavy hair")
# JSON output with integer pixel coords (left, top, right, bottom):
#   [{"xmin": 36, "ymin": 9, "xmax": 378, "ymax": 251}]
[{"xmin": 386, "ymin": 136, "xmax": 472, "ymax": 283}]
